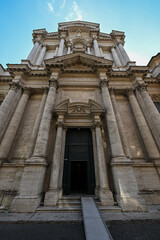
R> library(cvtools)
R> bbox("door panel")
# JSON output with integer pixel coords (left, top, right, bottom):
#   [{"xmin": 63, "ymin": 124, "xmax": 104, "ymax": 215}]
[{"xmin": 62, "ymin": 128, "xmax": 95, "ymax": 195}]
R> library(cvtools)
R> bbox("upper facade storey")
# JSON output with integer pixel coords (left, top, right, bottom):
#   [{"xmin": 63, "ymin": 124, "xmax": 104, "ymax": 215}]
[
  {"xmin": 1, "ymin": 20, "xmax": 159, "ymax": 81},
  {"xmin": 25, "ymin": 20, "xmax": 133, "ymax": 69}
]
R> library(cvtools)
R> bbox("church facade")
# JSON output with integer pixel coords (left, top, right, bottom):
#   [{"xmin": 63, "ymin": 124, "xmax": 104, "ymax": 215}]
[{"xmin": 0, "ymin": 21, "xmax": 160, "ymax": 213}]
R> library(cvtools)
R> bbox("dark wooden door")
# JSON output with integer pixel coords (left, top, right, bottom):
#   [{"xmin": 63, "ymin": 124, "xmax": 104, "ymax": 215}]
[{"xmin": 62, "ymin": 128, "xmax": 95, "ymax": 195}]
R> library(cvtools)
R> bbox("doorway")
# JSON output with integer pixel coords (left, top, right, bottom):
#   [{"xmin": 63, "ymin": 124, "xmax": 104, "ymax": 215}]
[{"xmin": 62, "ymin": 128, "xmax": 95, "ymax": 195}]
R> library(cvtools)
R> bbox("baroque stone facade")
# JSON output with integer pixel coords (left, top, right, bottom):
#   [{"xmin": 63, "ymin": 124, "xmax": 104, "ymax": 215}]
[{"xmin": 0, "ymin": 21, "xmax": 160, "ymax": 213}]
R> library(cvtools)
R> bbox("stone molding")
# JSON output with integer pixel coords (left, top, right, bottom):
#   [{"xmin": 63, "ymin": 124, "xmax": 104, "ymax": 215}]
[{"xmin": 152, "ymin": 95, "xmax": 160, "ymax": 102}]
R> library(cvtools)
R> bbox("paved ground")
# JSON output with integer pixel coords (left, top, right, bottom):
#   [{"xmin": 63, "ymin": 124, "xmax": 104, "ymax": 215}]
[
  {"xmin": 0, "ymin": 223, "xmax": 85, "ymax": 240},
  {"xmin": 108, "ymin": 221, "xmax": 160, "ymax": 240}
]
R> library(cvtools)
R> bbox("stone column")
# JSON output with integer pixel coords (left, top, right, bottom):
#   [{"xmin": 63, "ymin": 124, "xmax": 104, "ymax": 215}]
[
  {"xmin": 0, "ymin": 82, "xmax": 20, "ymax": 140},
  {"xmin": 32, "ymin": 43, "xmax": 42, "ymax": 64},
  {"xmin": 91, "ymin": 126, "xmax": 100, "ymax": 196},
  {"xmin": 93, "ymin": 37, "xmax": 100, "ymax": 57},
  {"xmin": 100, "ymin": 79, "xmax": 125, "ymax": 159},
  {"xmin": 115, "ymin": 45, "xmax": 126, "ymax": 66},
  {"xmin": 118, "ymin": 42, "xmax": 130, "ymax": 63},
  {"xmin": 138, "ymin": 84, "xmax": 160, "ymax": 139},
  {"xmin": 127, "ymin": 89, "xmax": 160, "ymax": 160},
  {"xmin": 27, "ymin": 41, "xmax": 40, "ymax": 62},
  {"xmin": 10, "ymin": 77, "xmax": 58, "ymax": 213},
  {"xmin": 25, "ymin": 87, "xmax": 48, "ymax": 160},
  {"xmin": 110, "ymin": 89, "xmax": 131, "ymax": 158},
  {"xmin": 67, "ymin": 43, "xmax": 71, "ymax": 54},
  {"xmin": 54, "ymin": 45, "xmax": 59, "ymax": 57},
  {"xmin": 94, "ymin": 116, "xmax": 114, "ymax": 206},
  {"xmin": 99, "ymin": 46, "xmax": 104, "ymax": 57},
  {"xmin": 36, "ymin": 45, "xmax": 47, "ymax": 65},
  {"xmin": 87, "ymin": 44, "xmax": 91, "ymax": 54},
  {"xmin": 57, "ymin": 36, "xmax": 65, "ymax": 56},
  {"xmin": 111, "ymin": 47, "xmax": 121, "ymax": 67},
  {"xmin": 136, "ymin": 89, "xmax": 160, "ymax": 151},
  {"xmin": 32, "ymin": 78, "xmax": 58, "ymax": 161},
  {"xmin": 0, "ymin": 88, "xmax": 22, "ymax": 143},
  {"xmin": 44, "ymin": 117, "xmax": 64, "ymax": 206},
  {"xmin": 59, "ymin": 126, "xmax": 67, "ymax": 198},
  {"xmin": 0, "ymin": 87, "xmax": 31, "ymax": 162}
]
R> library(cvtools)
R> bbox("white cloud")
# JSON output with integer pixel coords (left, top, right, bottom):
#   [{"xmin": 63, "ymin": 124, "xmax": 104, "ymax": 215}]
[
  {"xmin": 127, "ymin": 50, "xmax": 149, "ymax": 65},
  {"xmin": 47, "ymin": 2, "xmax": 54, "ymax": 12},
  {"xmin": 60, "ymin": 0, "xmax": 66, "ymax": 9},
  {"xmin": 65, "ymin": 1, "xmax": 85, "ymax": 21}
]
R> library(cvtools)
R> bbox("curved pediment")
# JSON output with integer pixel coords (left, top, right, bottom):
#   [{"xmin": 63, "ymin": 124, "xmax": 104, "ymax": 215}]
[
  {"xmin": 45, "ymin": 52, "xmax": 113, "ymax": 70},
  {"xmin": 54, "ymin": 99, "xmax": 104, "ymax": 116}
]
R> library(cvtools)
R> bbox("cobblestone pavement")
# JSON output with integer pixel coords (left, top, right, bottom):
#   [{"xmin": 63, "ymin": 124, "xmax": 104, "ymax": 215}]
[
  {"xmin": 108, "ymin": 221, "xmax": 160, "ymax": 240},
  {"xmin": 0, "ymin": 223, "xmax": 85, "ymax": 240}
]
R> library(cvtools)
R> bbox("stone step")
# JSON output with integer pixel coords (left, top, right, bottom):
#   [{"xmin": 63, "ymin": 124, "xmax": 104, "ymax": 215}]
[
  {"xmin": 58, "ymin": 200, "xmax": 81, "ymax": 207},
  {"xmin": 36, "ymin": 206, "xmax": 81, "ymax": 212}
]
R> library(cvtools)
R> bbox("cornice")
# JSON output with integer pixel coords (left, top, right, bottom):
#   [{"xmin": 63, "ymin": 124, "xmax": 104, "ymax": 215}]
[
  {"xmin": 7, "ymin": 64, "xmax": 30, "ymax": 76},
  {"xmin": 29, "ymin": 69, "xmax": 48, "ymax": 77}
]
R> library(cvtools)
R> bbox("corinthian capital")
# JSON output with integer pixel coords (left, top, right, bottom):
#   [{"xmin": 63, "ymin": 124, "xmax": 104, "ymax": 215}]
[
  {"xmin": 23, "ymin": 87, "xmax": 32, "ymax": 95},
  {"xmin": 9, "ymin": 82, "xmax": 20, "ymax": 92},
  {"xmin": 136, "ymin": 83, "xmax": 148, "ymax": 93},
  {"xmin": 49, "ymin": 78, "xmax": 59, "ymax": 89},
  {"xmin": 125, "ymin": 88, "xmax": 134, "ymax": 97},
  {"xmin": 99, "ymin": 78, "xmax": 109, "ymax": 88}
]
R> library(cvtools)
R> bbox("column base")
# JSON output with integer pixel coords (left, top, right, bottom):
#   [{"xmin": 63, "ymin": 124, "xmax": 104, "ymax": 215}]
[
  {"xmin": 99, "ymin": 188, "xmax": 114, "ymax": 206},
  {"xmin": 44, "ymin": 189, "xmax": 60, "ymax": 206},
  {"xmin": 116, "ymin": 194, "xmax": 147, "ymax": 212},
  {"xmin": 10, "ymin": 195, "xmax": 41, "ymax": 213}
]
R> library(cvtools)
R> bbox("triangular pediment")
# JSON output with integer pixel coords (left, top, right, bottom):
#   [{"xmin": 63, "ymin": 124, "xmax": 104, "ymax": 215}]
[{"xmin": 45, "ymin": 52, "xmax": 113, "ymax": 69}]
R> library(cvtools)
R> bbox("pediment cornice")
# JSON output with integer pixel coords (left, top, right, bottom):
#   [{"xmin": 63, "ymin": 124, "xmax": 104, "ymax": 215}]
[
  {"xmin": 54, "ymin": 99, "xmax": 104, "ymax": 116},
  {"xmin": 45, "ymin": 52, "xmax": 113, "ymax": 71}
]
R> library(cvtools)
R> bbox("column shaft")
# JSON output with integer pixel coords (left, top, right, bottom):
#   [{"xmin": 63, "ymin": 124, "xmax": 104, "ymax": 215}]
[
  {"xmin": 127, "ymin": 90, "xmax": 160, "ymax": 160},
  {"xmin": 0, "ymin": 88, "xmax": 22, "ymax": 142},
  {"xmin": 54, "ymin": 45, "xmax": 59, "ymax": 57},
  {"xmin": 27, "ymin": 41, "xmax": 39, "ymax": 62},
  {"xmin": 111, "ymin": 47, "xmax": 121, "ymax": 67},
  {"xmin": 93, "ymin": 38, "xmax": 100, "ymax": 57},
  {"xmin": 0, "ymin": 82, "xmax": 20, "ymax": 126},
  {"xmin": 110, "ymin": 90, "xmax": 131, "ymax": 158},
  {"xmin": 44, "ymin": 122, "xmax": 64, "ymax": 205},
  {"xmin": 59, "ymin": 127, "xmax": 67, "ymax": 197},
  {"xmin": 95, "ymin": 121, "xmax": 114, "ymax": 205},
  {"xmin": 91, "ymin": 127, "xmax": 99, "ymax": 196},
  {"xmin": 100, "ymin": 80, "xmax": 125, "ymax": 158},
  {"xmin": 139, "ymin": 87, "xmax": 160, "ymax": 138},
  {"xmin": 32, "ymin": 43, "xmax": 42, "ymax": 64},
  {"xmin": 36, "ymin": 45, "xmax": 46, "ymax": 65},
  {"xmin": 0, "ymin": 88, "xmax": 31, "ymax": 161},
  {"xmin": 32, "ymin": 79, "xmax": 58, "ymax": 158},
  {"xmin": 25, "ymin": 88, "xmax": 48, "ymax": 160},
  {"xmin": 57, "ymin": 37, "xmax": 65, "ymax": 56},
  {"xmin": 115, "ymin": 45, "xmax": 126, "ymax": 65},
  {"xmin": 118, "ymin": 43, "xmax": 130, "ymax": 63},
  {"xmin": 87, "ymin": 45, "xmax": 91, "ymax": 54},
  {"xmin": 136, "ymin": 90, "xmax": 160, "ymax": 151},
  {"xmin": 67, "ymin": 45, "xmax": 71, "ymax": 54},
  {"xmin": 99, "ymin": 47, "xmax": 104, "ymax": 57}
]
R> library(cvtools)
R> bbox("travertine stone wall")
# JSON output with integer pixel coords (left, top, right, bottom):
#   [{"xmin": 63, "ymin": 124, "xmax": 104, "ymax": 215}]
[{"xmin": 117, "ymin": 98, "xmax": 147, "ymax": 160}]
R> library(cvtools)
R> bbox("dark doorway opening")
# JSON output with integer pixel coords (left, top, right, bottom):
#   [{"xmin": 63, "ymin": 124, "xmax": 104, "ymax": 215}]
[
  {"xmin": 62, "ymin": 128, "xmax": 95, "ymax": 195},
  {"xmin": 71, "ymin": 161, "xmax": 87, "ymax": 193}
]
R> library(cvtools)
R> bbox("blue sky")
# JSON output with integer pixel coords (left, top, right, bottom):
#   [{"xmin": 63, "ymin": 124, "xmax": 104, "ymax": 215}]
[{"xmin": 0, "ymin": 0, "xmax": 160, "ymax": 68}]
